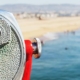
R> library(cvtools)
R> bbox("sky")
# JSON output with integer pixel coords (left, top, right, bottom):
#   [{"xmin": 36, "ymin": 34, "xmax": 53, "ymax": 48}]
[{"xmin": 0, "ymin": 0, "xmax": 80, "ymax": 5}]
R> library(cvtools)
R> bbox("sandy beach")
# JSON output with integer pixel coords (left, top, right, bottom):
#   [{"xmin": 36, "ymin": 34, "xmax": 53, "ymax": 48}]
[{"xmin": 16, "ymin": 17, "xmax": 80, "ymax": 39}]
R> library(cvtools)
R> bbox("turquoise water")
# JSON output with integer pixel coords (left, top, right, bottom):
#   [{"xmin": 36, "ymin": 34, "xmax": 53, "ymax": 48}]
[{"xmin": 31, "ymin": 30, "xmax": 80, "ymax": 80}]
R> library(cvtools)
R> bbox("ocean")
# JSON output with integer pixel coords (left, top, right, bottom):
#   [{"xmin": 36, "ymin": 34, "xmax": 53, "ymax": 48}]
[{"xmin": 31, "ymin": 29, "xmax": 80, "ymax": 80}]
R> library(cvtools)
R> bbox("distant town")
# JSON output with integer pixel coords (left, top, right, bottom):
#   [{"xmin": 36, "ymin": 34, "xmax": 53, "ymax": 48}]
[
  {"xmin": 14, "ymin": 11, "xmax": 80, "ymax": 20},
  {"xmin": 0, "ymin": 4, "xmax": 80, "ymax": 19}
]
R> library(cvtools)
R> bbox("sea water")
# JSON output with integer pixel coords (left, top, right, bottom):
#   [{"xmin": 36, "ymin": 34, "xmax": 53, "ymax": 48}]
[{"xmin": 31, "ymin": 29, "xmax": 80, "ymax": 80}]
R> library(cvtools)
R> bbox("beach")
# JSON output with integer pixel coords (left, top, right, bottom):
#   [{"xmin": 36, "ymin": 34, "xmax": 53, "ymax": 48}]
[
  {"xmin": 16, "ymin": 17, "xmax": 80, "ymax": 39},
  {"xmin": 16, "ymin": 16, "xmax": 80, "ymax": 80}
]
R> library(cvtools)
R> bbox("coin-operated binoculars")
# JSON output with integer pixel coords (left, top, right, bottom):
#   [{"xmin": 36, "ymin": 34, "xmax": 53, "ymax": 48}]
[{"xmin": 0, "ymin": 10, "xmax": 42, "ymax": 80}]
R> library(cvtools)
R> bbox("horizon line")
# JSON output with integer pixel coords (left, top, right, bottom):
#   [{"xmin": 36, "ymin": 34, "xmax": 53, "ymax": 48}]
[{"xmin": 0, "ymin": 3, "xmax": 80, "ymax": 6}]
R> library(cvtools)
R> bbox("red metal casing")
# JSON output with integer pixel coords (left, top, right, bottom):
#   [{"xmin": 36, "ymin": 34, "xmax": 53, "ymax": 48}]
[{"xmin": 22, "ymin": 40, "xmax": 33, "ymax": 80}]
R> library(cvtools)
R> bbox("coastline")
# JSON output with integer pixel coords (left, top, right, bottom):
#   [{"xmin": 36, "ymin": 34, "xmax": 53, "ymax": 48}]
[{"xmin": 16, "ymin": 17, "xmax": 80, "ymax": 39}]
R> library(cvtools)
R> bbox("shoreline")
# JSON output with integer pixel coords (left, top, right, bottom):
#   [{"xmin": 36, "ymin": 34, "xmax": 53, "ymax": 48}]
[
  {"xmin": 16, "ymin": 17, "xmax": 80, "ymax": 39},
  {"xmin": 22, "ymin": 26, "xmax": 80, "ymax": 39}
]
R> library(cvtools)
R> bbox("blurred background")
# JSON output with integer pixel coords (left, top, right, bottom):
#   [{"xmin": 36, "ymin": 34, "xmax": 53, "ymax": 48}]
[{"xmin": 0, "ymin": 0, "xmax": 80, "ymax": 80}]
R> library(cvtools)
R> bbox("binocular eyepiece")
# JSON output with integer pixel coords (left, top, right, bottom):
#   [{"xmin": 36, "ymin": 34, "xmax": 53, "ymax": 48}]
[{"xmin": 25, "ymin": 38, "xmax": 42, "ymax": 59}]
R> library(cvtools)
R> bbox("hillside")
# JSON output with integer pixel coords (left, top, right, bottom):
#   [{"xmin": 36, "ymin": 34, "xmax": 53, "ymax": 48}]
[{"xmin": 0, "ymin": 4, "xmax": 80, "ymax": 13}]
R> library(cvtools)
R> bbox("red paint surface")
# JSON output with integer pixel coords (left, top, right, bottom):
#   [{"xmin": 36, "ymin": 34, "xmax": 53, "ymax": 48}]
[{"xmin": 22, "ymin": 40, "xmax": 33, "ymax": 80}]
